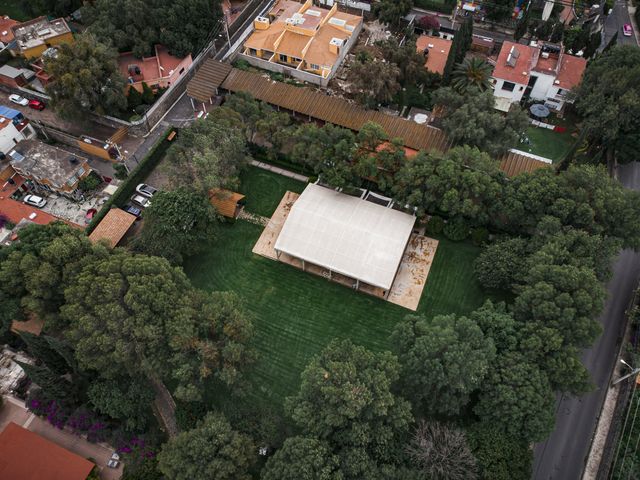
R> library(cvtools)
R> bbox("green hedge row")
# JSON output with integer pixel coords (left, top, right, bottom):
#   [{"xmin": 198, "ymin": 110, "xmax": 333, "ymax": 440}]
[
  {"xmin": 86, "ymin": 128, "xmax": 174, "ymax": 234},
  {"xmin": 248, "ymin": 143, "xmax": 314, "ymax": 176}
]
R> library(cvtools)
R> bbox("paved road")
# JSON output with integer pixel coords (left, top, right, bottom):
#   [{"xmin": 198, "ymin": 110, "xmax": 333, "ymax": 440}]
[
  {"xmin": 532, "ymin": 161, "xmax": 640, "ymax": 480},
  {"xmin": 603, "ymin": 0, "xmax": 637, "ymax": 45}
]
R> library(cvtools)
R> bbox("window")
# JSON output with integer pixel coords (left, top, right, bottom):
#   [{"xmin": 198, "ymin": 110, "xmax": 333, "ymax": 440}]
[
  {"xmin": 279, "ymin": 54, "xmax": 288, "ymax": 62},
  {"xmin": 249, "ymin": 48, "xmax": 257, "ymax": 56},
  {"xmin": 557, "ymin": 88, "xmax": 565, "ymax": 95},
  {"xmin": 179, "ymin": 67, "xmax": 185, "ymax": 74},
  {"xmin": 310, "ymin": 63, "xmax": 320, "ymax": 71},
  {"xmin": 501, "ymin": 81, "xmax": 516, "ymax": 92}
]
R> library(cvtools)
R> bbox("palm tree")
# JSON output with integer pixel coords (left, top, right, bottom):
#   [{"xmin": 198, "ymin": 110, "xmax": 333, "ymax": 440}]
[{"xmin": 451, "ymin": 58, "xmax": 493, "ymax": 94}]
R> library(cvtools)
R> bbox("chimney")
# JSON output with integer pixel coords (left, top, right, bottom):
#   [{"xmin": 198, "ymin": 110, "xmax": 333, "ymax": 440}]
[
  {"xmin": 254, "ymin": 16, "xmax": 270, "ymax": 30},
  {"xmin": 329, "ymin": 37, "xmax": 343, "ymax": 55}
]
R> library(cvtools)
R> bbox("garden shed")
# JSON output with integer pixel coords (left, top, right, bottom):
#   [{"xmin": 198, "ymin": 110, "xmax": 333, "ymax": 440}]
[{"xmin": 209, "ymin": 188, "xmax": 245, "ymax": 219}]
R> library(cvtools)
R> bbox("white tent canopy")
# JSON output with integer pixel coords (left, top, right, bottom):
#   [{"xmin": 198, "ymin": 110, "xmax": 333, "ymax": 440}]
[{"xmin": 274, "ymin": 184, "xmax": 415, "ymax": 290}]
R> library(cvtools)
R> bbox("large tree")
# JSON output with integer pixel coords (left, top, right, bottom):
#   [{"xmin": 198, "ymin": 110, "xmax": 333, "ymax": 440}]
[
  {"xmin": 574, "ymin": 45, "xmax": 640, "ymax": 164},
  {"xmin": 46, "ymin": 33, "xmax": 127, "ymax": 118},
  {"xmin": 164, "ymin": 107, "xmax": 249, "ymax": 194},
  {"xmin": 391, "ymin": 313, "xmax": 495, "ymax": 416},
  {"xmin": 376, "ymin": 37, "xmax": 429, "ymax": 86},
  {"xmin": 61, "ymin": 250, "xmax": 253, "ymax": 402},
  {"xmin": 452, "ymin": 58, "xmax": 493, "ymax": 93},
  {"xmin": 373, "ymin": 0, "xmax": 413, "ymax": 26},
  {"xmin": 157, "ymin": 413, "xmax": 255, "ymax": 480},
  {"xmin": 432, "ymin": 87, "xmax": 529, "ymax": 156},
  {"xmin": 348, "ymin": 59, "xmax": 401, "ymax": 106},
  {"xmin": 0, "ymin": 223, "xmax": 101, "ymax": 330},
  {"xmin": 88, "ymin": 376, "xmax": 155, "ymax": 431},
  {"xmin": 290, "ymin": 124, "xmax": 357, "ymax": 188},
  {"xmin": 285, "ymin": 339, "xmax": 413, "ymax": 465},
  {"xmin": 133, "ymin": 187, "xmax": 219, "ymax": 264},
  {"xmin": 392, "ymin": 146, "xmax": 504, "ymax": 222},
  {"xmin": 474, "ymin": 352, "xmax": 556, "ymax": 443},
  {"xmin": 261, "ymin": 437, "xmax": 344, "ymax": 480},
  {"xmin": 467, "ymin": 422, "xmax": 532, "ymax": 480}
]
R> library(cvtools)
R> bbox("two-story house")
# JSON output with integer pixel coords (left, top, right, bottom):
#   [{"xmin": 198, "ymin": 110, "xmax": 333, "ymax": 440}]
[
  {"xmin": 492, "ymin": 41, "xmax": 587, "ymax": 112},
  {"xmin": 8, "ymin": 140, "xmax": 91, "ymax": 200},
  {"xmin": 10, "ymin": 16, "xmax": 74, "ymax": 59},
  {"xmin": 241, "ymin": 0, "xmax": 363, "ymax": 86}
]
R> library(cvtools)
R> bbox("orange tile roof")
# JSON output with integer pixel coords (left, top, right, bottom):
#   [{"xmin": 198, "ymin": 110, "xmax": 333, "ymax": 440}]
[
  {"xmin": 0, "ymin": 422, "xmax": 94, "ymax": 480},
  {"xmin": 209, "ymin": 188, "xmax": 245, "ymax": 218},
  {"xmin": 416, "ymin": 36, "xmax": 452, "ymax": 75},
  {"xmin": 0, "ymin": 16, "xmax": 18, "ymax": 44},
  {"xmin": 0, "ymin": 196, "xmax": 58, "ymax": 225},
  {"xmin": 11, "ymin": 313, "xmax": 44, "ymax": 336},
  {"xmin": 89, "ymin": 207, "xmax": 136, "ymax": 247},
  {"xmin": 275, "ymin": 30, "xmax": 311, "ymax": 59},
  {"xmin": 556, "ymin": 53, "xmax": 586, "ymax": 90},
  {"xmin": 244, "ymin": 22, "xmax": 286, "ymax": 52},
  {"xmin": 493, "ymin": 41, "xmax": 534, "ymax": 86}
]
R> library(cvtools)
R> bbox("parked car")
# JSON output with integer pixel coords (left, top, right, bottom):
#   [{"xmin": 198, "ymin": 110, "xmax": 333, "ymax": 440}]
[
  {"xmin": 131, "ymin": 194, "xmax": 151, "ymax": 208},
  {"xmin": 9, "ymin": 94, "xmax": 29, "ymax": 106},
  {"xmin": 136, "ymin": 183, "xmax": 158, "ymax": 198},
  {"xmin": 23, "ymin": 194, "xmax": 46, "ymax": 208},
  {"xmin": 28, "ymin": 99, "xmax": 45, "ymax": 110},
  {"xmin": 623, "ymin": 24, "xmax": 633, "ymax": 36},
  {"xmin": 85, "ymin": 208, "xmax": 97, "ymax": 224},
  {"xmin": 123, "ymin": 204, "xmax": 142, "ymax": 217},
  {"xmin": 107, "ymin": 459, "xmax": 119, "ymax": 468}
]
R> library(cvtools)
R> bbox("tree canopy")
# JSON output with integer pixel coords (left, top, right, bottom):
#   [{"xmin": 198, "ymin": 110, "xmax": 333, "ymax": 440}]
[
  {"xmin": 83, "ymin": 0, "xmax": 222, "ymax": 57},
  {"xmin": 432, "ymin": 87, "xmax": 529, "ymax": 156},
  {"xmin": 157, "ymin": 413, "xmax": 255, "ymax": 480},
  {"xmin": 164, "ymin": 108, "xmax": 249, "ymax": 194},
  {"xmin": 574, "ymin": 45, "xmax": 640, "ymax": 163},
  {"xmin": 391, "ymin": 313, "xmax": 495, "ymax": 416},
  {"xmin": 373, "ymin": 0, "xmax": 413, "ymax": 26},
  {"xmin": 133, "ymin": 187, "xmax": 219, "ymax": 264},
  {"xmin": 261, "ymin": 437, "xmax": 344, "ymax": 480},
  {"xmin": 46, "ymin": 33, "xmax": 127, "ymax": 118}
]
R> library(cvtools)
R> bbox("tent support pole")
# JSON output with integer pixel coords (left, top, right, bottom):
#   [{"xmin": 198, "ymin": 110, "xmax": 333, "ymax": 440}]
[
  {"xmin": 302, "ymin": 259, "xmax": 305, "ymax": 271},
  {"xmin": 356, "ymin": 279, "xmax": 359, "ymax": 290}
]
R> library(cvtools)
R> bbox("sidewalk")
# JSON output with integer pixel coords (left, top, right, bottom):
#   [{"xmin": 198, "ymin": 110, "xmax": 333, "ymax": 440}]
[{"xmin": 250, "ymin": 160, "xmax": 309, "ymax": 182}]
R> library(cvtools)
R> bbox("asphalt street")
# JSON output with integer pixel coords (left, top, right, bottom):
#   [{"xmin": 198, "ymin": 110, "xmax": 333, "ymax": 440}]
[
  {"xmin": 532, "ymin": 161, "xmax": 640, "ymax": 479},
  {"xmin": 411, "ymin": 8, "xmax": 515, "ymax": 43},
  {"xmin": 603, "ymin": 0, "xmax": 637, "ymax": 46}
]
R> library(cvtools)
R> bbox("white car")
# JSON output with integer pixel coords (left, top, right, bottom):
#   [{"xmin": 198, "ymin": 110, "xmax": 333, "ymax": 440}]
[
  {"xmin": 23, "ymin": 194, "xmax": 47, "ymax": 208},
  {"xmin": 9, "ymin": 94, "xmax": 29, "ymax": 106},
  {"xmin": 135, "ymin": 183, "xmax": 158, "ymax": 198},
  {"xmin": 131, "ymin": 194, "xmax": 151, "ymax": 208}
]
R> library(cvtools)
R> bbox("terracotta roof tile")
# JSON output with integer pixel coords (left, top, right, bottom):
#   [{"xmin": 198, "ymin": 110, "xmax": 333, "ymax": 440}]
[
  {"xmin": 0, "ymin": 422, "xmax": 94, "ymax": 480},
  {"xmin": 89, "ymin": 208, "xmax": 136, "ymax": 248},
  {"xmin": 492, "ymin": 41, "xmax": 534, "ymax": 86},
  {"xmin": 416, "ymin": 36, "xmax": 452, "ymax": 75},
  {"xmin": 556, "ymin": 54, "xmax": 586, "ymax": 90},
  {"xmin": 0, "ymin": 197, "xmax": 58, "ymax": 225},
  {"xmin": 209, "ymin": 189, "xmax": 245, "ymax": 218}
]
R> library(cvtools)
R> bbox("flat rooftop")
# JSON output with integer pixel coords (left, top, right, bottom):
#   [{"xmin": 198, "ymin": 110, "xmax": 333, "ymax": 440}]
[
  {"xmin": 12, "ymin": 17, "xmax": 70, "ymax": 50},
  {"xmin": 274, "ymin": 184, "xmax": 416, "ymax": 290},
  {"xmin": 9, "ymin": 140, "xmax": 88, "ymax": 190}
]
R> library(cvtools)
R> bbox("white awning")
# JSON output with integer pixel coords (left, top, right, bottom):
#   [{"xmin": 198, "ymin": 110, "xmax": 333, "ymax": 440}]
[
  {"xmin": 274, "ymin": 184, "xmax": 415, "ymax": 290},
  {"xmin": 494, "ymin": 95, "xmax": 513, "ymax": 112}
]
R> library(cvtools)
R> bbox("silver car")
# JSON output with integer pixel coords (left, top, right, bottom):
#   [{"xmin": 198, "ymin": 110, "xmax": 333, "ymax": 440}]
[
  {"xmin": 136, "ymin": 183, "xmax": 158, "ymax": 198},
  {"xmin": 23, "ymin": 194, "xmax": 47, "ymax": 208},
  {"xmin": 9, "ymin": 94, "xmax": 29, "ymax": 106},
  {"xmin": 131, "ymin": 194, "xmax": 151, "ymax": 208}
]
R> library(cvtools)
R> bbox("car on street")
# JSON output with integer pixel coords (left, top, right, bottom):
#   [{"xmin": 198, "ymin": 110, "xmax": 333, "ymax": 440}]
[
  {"xmin": 131, "ymin": 194, "xmax": 151, "ymax": 208},
  {"xmin": 136, "ymin": 183, "xmax": 158, "ymax": 198},
  {"xmin": 123, "ymin": 204, "xmax": 142, "ymax": 217},
  {"xmin": 23, "ymin": 194, "xmax": 47, "ymax": 208},
  {"xmin": 623, "ymin": 24, "xmax": 633, "ymax": 36},
  {"xmin": 9, "ymin": 94, "xmax": 28, "ymax": 106},
  {"xmin": 28, "ymin": 99, "xmax": 45, "ymax": 110}
]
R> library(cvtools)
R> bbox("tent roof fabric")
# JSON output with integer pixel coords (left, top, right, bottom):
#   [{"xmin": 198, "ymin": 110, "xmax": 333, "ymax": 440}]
[
  {"xmin": 274, "ymin": 184, "xmax": 415, "ymax": 290},
  {"xmin": 0, "ymin": 422, "xmax": 94, "ymax": 480},
  {"xmin": 89, "ymin": 208, "xmax": 136, "ymax": 248},
  {"xmin": 209, "ymin": 188, "xmax": 245, "ymax": 218},
  {"xmin": 220, "ymin": 68, "xmax": 451, "ymax": 153},
  {"xmin": 186, "ymin": 60, "xmax": 233, "ymax": 103}
]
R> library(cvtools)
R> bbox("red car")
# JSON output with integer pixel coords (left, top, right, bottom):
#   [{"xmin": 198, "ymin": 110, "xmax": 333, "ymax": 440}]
[{"xmin": 28, "ymin": 99, "xmax": 45, "ymax": 110}]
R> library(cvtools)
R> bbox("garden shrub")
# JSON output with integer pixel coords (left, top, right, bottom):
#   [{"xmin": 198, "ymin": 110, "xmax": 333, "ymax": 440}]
[
  {"xmin": 426, "ymin": 215, "xmax": 445, "ymax": 235},
  {"xmin": 114, "ymin": 163, "xmax": 129, "ymax": 180},
  {"xmin": 79, "ymin": 172, "xmax": 102, "ymax": 192},
  {"xmin": 471, "ymin": 227, "xmax": 489, "ymax": 246},
  {"xmin": 444, "ymin": 217, "xmax": 469, "ymax": 241}
]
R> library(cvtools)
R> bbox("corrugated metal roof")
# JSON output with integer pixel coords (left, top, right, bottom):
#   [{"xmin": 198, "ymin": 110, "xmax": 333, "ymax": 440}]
[
  {"xmin": 220, "ymin": 68, "xmax": 452, "ymax": 153},
  {"xmin": 186, "ymin": 60, "xmax": 233, "ymax": 103},
  {"xmin": 275, "ymin": 183, "xmax": 415, "ymax": 290}
]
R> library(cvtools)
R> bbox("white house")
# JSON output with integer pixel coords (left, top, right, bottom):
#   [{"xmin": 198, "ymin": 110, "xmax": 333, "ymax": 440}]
[
  {"xmin": 0, "ymin": 115, "xmax": 36, "ymax": 156},
  {"xmin": 492, "ymin": 41, "xmax": 587, "ymax": 112}
]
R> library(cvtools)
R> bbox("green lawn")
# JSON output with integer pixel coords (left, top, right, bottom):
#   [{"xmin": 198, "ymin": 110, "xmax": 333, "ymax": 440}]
[
  {"xmin": 184, "ymin": 167, "xmax": 495, "ymax": 407},
  {"xmin": 515, "ymin": 126, "xmax": 575, "ymax": 162},
  {"xmin": 0, "ymin": 0, "xmax": 31, "ymax": 20}
]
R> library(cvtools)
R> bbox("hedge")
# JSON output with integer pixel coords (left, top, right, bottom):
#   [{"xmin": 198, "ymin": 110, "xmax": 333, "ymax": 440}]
[
  {"xmin": 86, "ymin": 128, "xmax": 174, "ymax": 234},
  {"xmin": 248, "ymin": 143, "xmax": 314, "ymax": 176}
]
